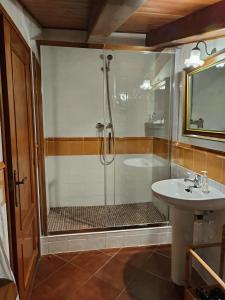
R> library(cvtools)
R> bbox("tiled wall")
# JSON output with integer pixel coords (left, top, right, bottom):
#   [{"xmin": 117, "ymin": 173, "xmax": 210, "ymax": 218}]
[
  {"xmin": 40, "ymin": 226, "xmax": 172, "ymax": 255},
  {"xmin": 172, "ymin": 141, "xmax": 225, "ymax": 184},
  {"xmin": 41, "ymin": 47, "xmax": 174, "ymax": 220},
  {"xmin": 45, "ymin": 137, "xmax": 153, "ymax": 156},
  {"xmin": 45, "ymin": 154, "xmax": 165, "ymax": 207},
  {"xmin": 153, "ymin": 137, "xmax": 170, "ymax": 160}
]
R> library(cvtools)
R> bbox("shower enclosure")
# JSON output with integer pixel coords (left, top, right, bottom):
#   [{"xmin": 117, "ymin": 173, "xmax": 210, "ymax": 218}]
[{"xmin": 41, "ymin": 46, "xmax": 174, "ymax": 234}]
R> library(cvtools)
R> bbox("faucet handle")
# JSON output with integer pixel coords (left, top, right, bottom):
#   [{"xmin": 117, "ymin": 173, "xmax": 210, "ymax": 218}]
[
  {"xmin": 194, "ymin": 174, "xmax": 202, "ymax": 187},
  {"xmin": 194, "ymin": 174, "xmax": 201, "ymax": 181},
  {"xmin": 185, "ymin": 172, "xmax": 194, "ymax": 179}
]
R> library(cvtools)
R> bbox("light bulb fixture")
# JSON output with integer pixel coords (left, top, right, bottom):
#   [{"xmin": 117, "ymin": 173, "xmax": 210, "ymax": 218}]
[
  {"xmin": 216, "ymin": 61, "xmax": 225, "ymax": 68},
  {"xmin": 140, "ymin": 80, "xmax": 152, "ymax": 90},
  {"xmin": 184, "ymin": 41, "xmax": 217, "ymax": 68}
]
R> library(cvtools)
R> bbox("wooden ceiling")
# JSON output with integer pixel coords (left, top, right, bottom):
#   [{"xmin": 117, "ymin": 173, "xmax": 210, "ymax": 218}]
[
  {"xmin": 19, "ymin": 0, "xmax": 91, "ymax": 30},
  {"xmin": 18, "ymin": 0, "xmax": 225, "ymax": 47},
  {"xmin": 19, "ymin": 0, "xmax": 221, "ymax": 32},
  {"xmin": 118, "ymin": 0, "xmax": 222, "ymax": 33}
]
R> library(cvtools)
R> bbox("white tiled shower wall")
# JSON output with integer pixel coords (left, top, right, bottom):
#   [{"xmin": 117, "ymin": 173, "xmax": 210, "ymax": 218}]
[
  {"xmin": 42, "ymin": 47, "xmax": 174, "ymax": 213},
  {"xmin": 41, "ymin": 47, "xmax": 156, "ymax": 138},
  {"xmin": 45, "ymin": 154, "xmax": 169, "ymax": 209}
]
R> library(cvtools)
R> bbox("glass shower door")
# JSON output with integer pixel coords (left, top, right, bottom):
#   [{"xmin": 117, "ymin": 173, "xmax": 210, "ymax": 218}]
[
  {"xmin": 43, "ymin": 46, "xmax": 110, "ymax": 233},
  {"xmin": 103, "ymin": 49, "xmax": 175, "ymax": 229}
]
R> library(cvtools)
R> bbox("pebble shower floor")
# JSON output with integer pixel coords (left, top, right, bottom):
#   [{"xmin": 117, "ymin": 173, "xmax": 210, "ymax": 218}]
[{"xmin": 48, "ymin": 202, "xmax": 166, "ymax": 232}]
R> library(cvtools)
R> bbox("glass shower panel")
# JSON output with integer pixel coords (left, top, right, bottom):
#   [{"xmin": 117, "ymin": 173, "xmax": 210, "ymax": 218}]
[
  {"xmin": 42, "ymin": 45, "xmax": 175, "ymax": 234},
  {"xmin": 42, "ymin": 46, "xmax": 108, "ymax": 233},
  {"xmin": 105, "ymin": 50, "xmax": 175, "ymax": 228}
]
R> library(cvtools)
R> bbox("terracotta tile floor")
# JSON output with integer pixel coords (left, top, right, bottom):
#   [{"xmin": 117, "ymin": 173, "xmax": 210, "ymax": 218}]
[{"xmin": 30, "ymin": 245, "xmax": 201, "ymax": 300}]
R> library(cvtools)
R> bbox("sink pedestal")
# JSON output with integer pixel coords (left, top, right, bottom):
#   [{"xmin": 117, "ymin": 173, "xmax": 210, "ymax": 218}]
[{"xmin": 170, "ymin": 206, "xmax": 194, "ymax": 286}]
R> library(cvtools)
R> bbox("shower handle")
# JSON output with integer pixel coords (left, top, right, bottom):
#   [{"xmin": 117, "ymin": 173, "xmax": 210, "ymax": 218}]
[{"xmin": 108, "ymin": 132, "xmax": 111, "ymax": 154}]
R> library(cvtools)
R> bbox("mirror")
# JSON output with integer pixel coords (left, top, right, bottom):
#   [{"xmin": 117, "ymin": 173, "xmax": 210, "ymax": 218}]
[{"xmin": 184, "ymin": 51, "xmax": 225, "ymax": 140}]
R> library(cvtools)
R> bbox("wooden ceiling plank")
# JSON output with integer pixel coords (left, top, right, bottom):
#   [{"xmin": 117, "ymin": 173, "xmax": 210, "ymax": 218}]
[
  {"xmin": 146, "ymin": 0, "xmax": 225, "ymax": 47},
  {"xmin": 87, "ymin": 0, "xmax": 145, "ymax": 43}
]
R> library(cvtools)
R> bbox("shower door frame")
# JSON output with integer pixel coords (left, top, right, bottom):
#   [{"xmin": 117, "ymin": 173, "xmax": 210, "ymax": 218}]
[{"xmin": 38, "ymin": 41, "xmax": 172, "ymax": 236}]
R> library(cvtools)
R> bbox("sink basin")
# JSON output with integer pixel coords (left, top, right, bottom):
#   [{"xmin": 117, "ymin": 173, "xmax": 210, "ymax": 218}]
[
  {"xmin": 152, "ymin": 178, "xmax": 225, "ymax": 211},
  {"xmin": 123, "ymin": 157, "xmax": 164, "ymax": 168}
]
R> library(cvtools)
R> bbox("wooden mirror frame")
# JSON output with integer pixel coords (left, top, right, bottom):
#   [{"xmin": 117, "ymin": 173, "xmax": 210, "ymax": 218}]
[{"xmin": 184, "ymin": 49, "xmax": 225, "ymax": 141}]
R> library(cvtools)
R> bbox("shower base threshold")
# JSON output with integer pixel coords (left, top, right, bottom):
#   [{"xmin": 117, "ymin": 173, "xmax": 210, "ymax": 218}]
[{"xmin": 48, "ymin": 202, "xmax": 167, "ymax": 234}]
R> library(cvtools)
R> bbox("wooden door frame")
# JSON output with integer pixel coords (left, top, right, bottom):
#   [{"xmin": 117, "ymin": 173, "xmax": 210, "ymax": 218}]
[
  {"xmin": 32, "ymin": 53, "xmax": 48, "ymax": 235},
  {"xmin": 0, "ymin": 11, "xmax": 41, "ymax": 299}
]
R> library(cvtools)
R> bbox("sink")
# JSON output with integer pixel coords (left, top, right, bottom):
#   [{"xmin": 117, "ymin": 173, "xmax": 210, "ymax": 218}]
[
  {"xmin": 151, "ymin": 178, "xmax": 225, "ymax": 211},
  {"xmin": 151, "ymin": 178, "xmax": 225, "ymax": 286},
  {"xmin": 123, "ymin": 157, "xmax": 164, "ymax": 168}
]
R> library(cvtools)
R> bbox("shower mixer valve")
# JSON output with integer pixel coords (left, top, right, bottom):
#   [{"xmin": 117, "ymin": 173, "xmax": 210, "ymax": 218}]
[{"xmin": 96, "ymin": 122, "xmax": 104, "ymax": 132}]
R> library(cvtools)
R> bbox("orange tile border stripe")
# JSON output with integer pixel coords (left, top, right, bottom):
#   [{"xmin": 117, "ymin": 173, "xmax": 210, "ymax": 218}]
[
  {"xmin": 45, "ymin": 137, "xmax": 154, "ymax": 156},
  {"xmin": 45, "ymin": 136, "xmax": 225, "ymax": 185},
  {"xmin": 170, "ymin": 141, "xmax": 225, "ymax": 185}
]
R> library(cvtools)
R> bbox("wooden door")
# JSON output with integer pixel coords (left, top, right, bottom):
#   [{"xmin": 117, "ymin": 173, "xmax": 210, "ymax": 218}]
[{"xmin": 1, "ymin": 18, "xmax": 39, "ymax": 300}]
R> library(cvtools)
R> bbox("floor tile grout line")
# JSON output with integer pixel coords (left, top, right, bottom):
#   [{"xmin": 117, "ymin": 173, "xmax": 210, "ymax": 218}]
[
  {"xmin": 35, "ymin": 249, "xmax": 118, "ymax": 294},
  {"xmin": 143, "ymin": 269, "xmax": 173, "ymax": 284},
  {"xmin": 34, "ymin": 258, "xmax": 69, "ymax": 288},
  {"xmin": 90, "ymin": 254, "xmax": 149, "ymax": 296},
  {"xmin": 32, "ymin": 246, "xmax": 173, "ymax": 299},
  {"xmin": 113, "ymin": 250, "xmax": 157, "ymax": 299},
  {"xmin": 99, "ymin": 248, "xmax": 121, "ymax": 257},
  {"xmin": 65, "ymin": 251, "xmax": 120, "ymax": 298},
  {"xmin": 115, "ymin": 286, "xmax": 127, "ymax": 300}
]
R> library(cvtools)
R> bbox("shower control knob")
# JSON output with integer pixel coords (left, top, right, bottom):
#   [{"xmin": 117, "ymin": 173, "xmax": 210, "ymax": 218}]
[{"xmin": 96, "ymin": 122, "xmax": 104, "ymax": 131}]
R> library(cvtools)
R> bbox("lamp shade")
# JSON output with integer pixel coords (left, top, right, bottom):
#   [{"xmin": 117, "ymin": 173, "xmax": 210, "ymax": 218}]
[{"xmin": 184, "ymin": 49, "xmax": 204, "ymax": 68}]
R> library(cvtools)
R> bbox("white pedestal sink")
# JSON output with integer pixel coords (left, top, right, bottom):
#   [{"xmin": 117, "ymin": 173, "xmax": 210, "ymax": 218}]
[{"xmin": 152, "ymin": 179, "xmax": 225, "ymax": 286}]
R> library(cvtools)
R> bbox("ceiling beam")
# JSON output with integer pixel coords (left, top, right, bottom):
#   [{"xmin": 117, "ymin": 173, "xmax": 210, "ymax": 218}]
[
  {"xmin": 87, "ymin": 0, "xmax": 145, "ymax": 43},
  {"xmin": 146, "ymin": 0, "xmax": 225, "ymax": 48}
]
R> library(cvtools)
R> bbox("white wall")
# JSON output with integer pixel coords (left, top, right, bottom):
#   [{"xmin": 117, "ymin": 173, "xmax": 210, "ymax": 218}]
[
  {"xmin": 41, "ymin": 46, "xmax": 158, "ymax": 137},
  {"xmin": 41, "ymin": 47, "xmax": 104, "ymax": 137}
]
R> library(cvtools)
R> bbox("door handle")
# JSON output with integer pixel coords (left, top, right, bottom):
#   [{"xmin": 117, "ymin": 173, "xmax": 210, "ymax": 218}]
[
  {"xmin": 13, "ymin": 170, "xmax": 19, "ymax": 207},
  {"xmin": 16, "ymin": 176, "xmax": 27, "ymax": 186},
  {"xmin": 13, "ymin": 171, "xmax": 27, "ymax": 207}
]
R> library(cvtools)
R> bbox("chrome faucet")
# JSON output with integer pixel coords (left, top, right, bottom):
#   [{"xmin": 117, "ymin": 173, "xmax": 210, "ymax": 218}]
[{"xmin": 184, "ymin": 173, "xmax": 201, "ymax": 188}]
